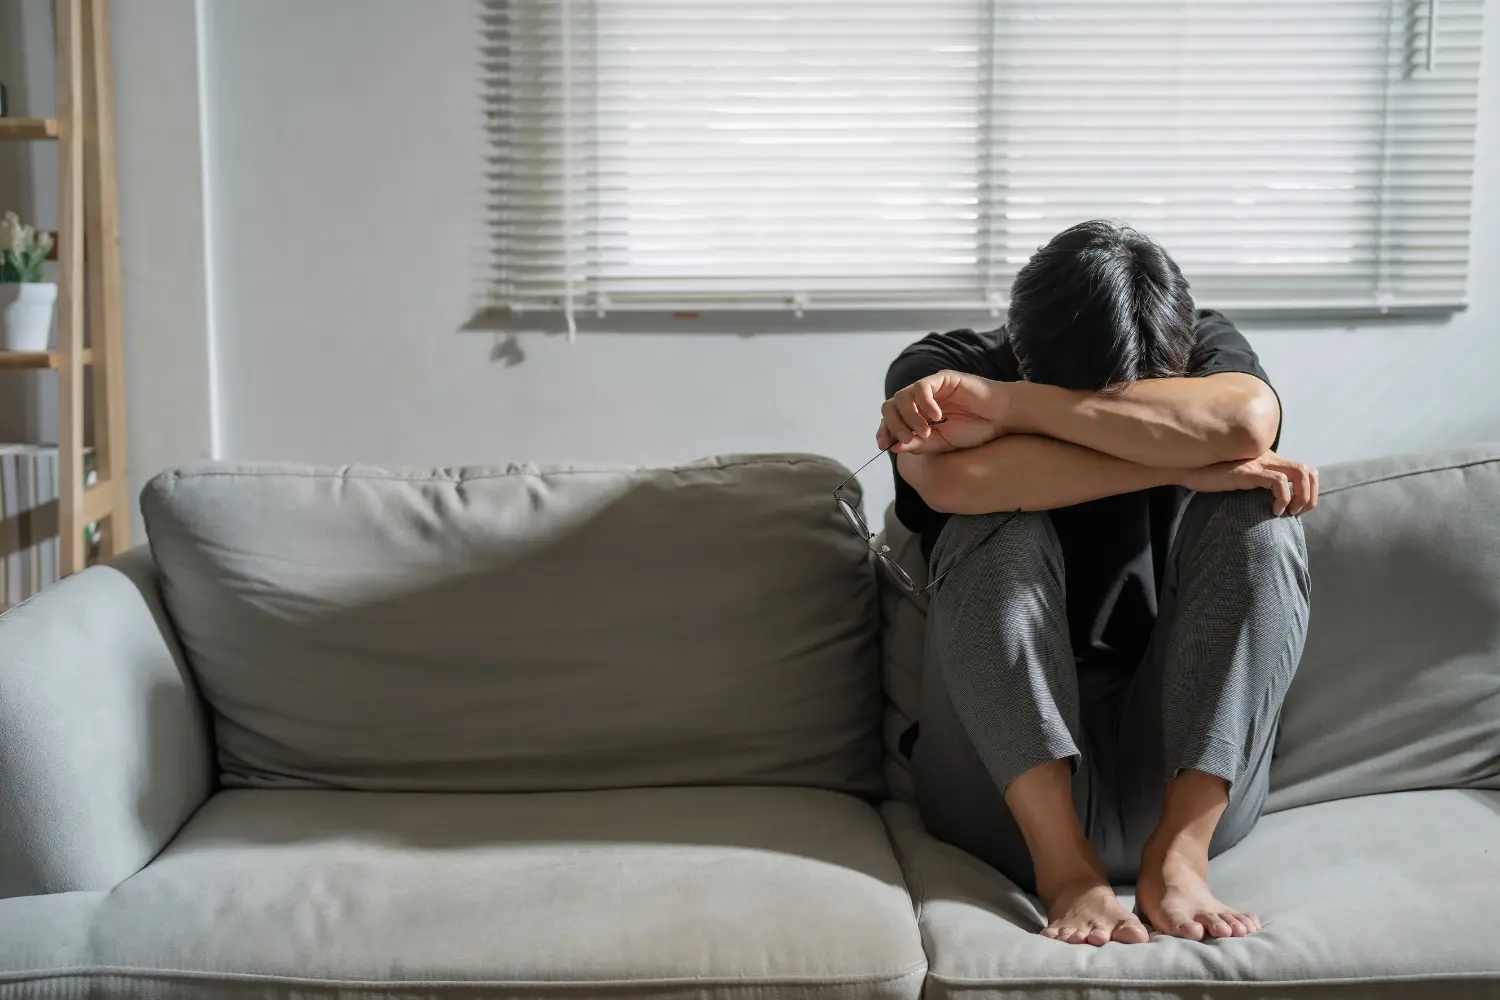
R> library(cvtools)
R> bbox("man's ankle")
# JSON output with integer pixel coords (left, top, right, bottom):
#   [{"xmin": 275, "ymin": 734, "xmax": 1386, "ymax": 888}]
[
  {"xmin": 1030, "ymin": 832, "xmax": 1108, "ymax": 896},
  {"xmin": 1142, "ymin": 825, "xmax": 1211, "ymax": 874},
  {"xmin": 1150, "ymin": 768, "xmax": 1230, "ymax": 857}
]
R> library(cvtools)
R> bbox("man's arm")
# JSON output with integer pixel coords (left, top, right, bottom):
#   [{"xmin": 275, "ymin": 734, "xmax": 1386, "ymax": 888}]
[
  {"xmin": 898, "ymin": 433, "xmax": 1313, "ymax": 517},
  {"xmin": 879, "ymin": 369, "xmax": 1275, "ymax": 465},
  {"xmin": 897, "ymin": 435, "xmax": 1176, "ymax": 515},
  {"xmin": 1005, "ymin": 373, "xmax": 1279, "ymax": 469}
]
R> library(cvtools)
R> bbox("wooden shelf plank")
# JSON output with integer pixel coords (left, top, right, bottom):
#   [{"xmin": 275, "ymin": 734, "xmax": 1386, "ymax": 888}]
[
  {"xmin": 0, "ymin": 348, "xmax": 96, "ymax": 370},
  {"xmin": 0, "ymin": 117, "xmax": 60, "ymax": 140}
]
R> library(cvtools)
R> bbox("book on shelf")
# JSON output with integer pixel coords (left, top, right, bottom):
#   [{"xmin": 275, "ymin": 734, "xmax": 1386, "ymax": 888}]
[{"xmin": 0, "ymin": 444, "xmax": 91, "ymax": 607}]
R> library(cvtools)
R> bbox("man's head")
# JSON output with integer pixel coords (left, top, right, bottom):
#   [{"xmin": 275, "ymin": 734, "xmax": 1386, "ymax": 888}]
[{"xmin": 1006, "ymin": 220, "xmax": 1195, "ymax": 391}]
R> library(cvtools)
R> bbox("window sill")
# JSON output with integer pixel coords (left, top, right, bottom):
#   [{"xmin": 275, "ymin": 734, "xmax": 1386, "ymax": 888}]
[{"xmin": 466, "ymin": 301, "xmax": 1468, "ymax": 336}]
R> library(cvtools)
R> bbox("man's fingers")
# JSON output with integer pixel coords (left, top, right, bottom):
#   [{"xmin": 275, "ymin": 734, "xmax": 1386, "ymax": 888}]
[
  {"xmin": 899, "ymin": 395, "xmax": 932, "ymax": 439},
  {"xmin": 1307, "ymin": 465, "xmax": 1320, "ymax": 512},
  {"xmin": 876, "ymin": 422, "xmax": 893, "ymax": 451},
  {"xmin": 1288, "ymin": 463, "xmax": 1313, "ymax": 516},
  {"xmin": 915, "ymin": 380, "xmax": 945, "ymax": 423},
  {"xmin": 1265, "ymin": 471, "xmax": 1292, "ymax": 516},
  {"xmin": 881, "ymin": 400, "xmax": 919, "ymax": 445}
]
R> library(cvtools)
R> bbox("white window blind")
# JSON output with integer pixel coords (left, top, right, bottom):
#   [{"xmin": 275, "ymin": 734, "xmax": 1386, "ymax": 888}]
[{"xmin": 487, "ymin": 0, "xmax": 1483, "ymax": 333}]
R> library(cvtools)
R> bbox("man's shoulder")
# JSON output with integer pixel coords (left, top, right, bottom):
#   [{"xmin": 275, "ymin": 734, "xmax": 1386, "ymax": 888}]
[
  {"xmin": 886, "ymin": 325, "xmax": 1017, "ymax": 396},
  {"xmin": 1193, "ymin": 307, "xmax": 1236, "ymax": 335}
]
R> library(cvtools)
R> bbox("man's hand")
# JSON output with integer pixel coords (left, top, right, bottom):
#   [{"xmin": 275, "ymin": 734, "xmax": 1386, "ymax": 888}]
[
  {"xmin": 1179, "ymin": 452, "xmax": 1319, "ymax": 517},
  {"xmin": 877, "ymin": 370, "xmax": 1008, "ymax": 454}
]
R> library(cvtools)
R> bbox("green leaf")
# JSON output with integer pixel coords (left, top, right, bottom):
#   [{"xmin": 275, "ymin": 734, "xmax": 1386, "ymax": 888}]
[{"xmin": 0, "ymin": 250, "xmax": 21, "ymax": 284}]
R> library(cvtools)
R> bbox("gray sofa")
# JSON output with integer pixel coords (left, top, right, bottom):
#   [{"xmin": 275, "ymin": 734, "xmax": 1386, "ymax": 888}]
[{"xmin": 1, "ymin": 446, "xmax": 1497, "ymax": 1000}]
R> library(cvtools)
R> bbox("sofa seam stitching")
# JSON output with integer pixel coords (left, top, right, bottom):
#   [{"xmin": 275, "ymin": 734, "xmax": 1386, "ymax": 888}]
[
  {"xmin": 0, "ymin": 964, "xmax": 933, "ymax": 989},
  {"xmin": 1320, "ymin": 454, "xmax": 1500, "ymax": 497},
  {"xmin": 159, "ymin": 456, "xmax": 845, "ymax": 487},
  {"xmin": 926, "ymin": 970, "xmax": 1500, "ymax": 988}
]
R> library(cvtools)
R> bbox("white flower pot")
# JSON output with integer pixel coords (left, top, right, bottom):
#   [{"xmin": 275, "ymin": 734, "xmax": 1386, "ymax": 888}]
[{"xmin": 0, "ymin": 282, "xmax": 58, "ymax": 352}]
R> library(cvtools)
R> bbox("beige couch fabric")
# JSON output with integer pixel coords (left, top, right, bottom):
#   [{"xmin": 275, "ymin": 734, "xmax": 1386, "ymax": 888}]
[
  {"xmin": 0, "ymin": 548, "xmax": 213, "ymax": 899},
  {"xmin": 883, "ymin": 789, "xmax": 1500, "ymax": 999},
  {"xmin": 0, "ymin": 787, "xmax": 927, "ymax": 1000},
  {"xmin": 141, "ymin": 456, "xmax": 883, "ymax": 795},
  {"xmin": 875, "ymin": 506, "xmax": 930, "ymax": 807},
  {"xmin": 1267, "ymin": 444, "xmax": 1500, "ymax": 811}
]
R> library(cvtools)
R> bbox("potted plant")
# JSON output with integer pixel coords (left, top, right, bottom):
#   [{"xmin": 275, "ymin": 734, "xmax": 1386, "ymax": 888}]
[{"xmin": 0, "ymin": 211, "xmax": 57, "ymax": 353}]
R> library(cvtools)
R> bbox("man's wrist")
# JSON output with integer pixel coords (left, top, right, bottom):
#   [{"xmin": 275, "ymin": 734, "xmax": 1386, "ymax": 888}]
[{"xmin": 999, "ymin": 380, "xmax": 1046, "ymax": 437}]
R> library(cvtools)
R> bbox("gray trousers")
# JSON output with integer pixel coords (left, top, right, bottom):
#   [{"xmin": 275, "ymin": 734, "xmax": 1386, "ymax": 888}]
[{"xmin": 912, "ymin": 491, "xmax": 1310, "ymax": 890}]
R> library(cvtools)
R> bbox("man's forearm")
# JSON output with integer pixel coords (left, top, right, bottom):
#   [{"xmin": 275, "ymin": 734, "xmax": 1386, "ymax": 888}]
[
  {"xmin": 898, "ymin": 435, "xmax": 1179, "ymax": 515},
  {"xmin": 1006, "ymin": 373, "xmax": 1278, "ymax": 469}
]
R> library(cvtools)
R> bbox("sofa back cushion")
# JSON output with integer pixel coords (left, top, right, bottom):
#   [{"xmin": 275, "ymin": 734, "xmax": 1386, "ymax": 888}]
[
  {"xmin": 875, "ymin": 509, "xmax": 930, "ymax": 807},
  {"xmin": 141, "ymin": 456, "xmax": 882, "ymax": 795},
  {"xmin": 874, "ymin": 444, "xmax": 1500, "ymax": 812},
  {"xmin": 1266, "ymin": 444, "xmax": 1500, "ymax": 811}
]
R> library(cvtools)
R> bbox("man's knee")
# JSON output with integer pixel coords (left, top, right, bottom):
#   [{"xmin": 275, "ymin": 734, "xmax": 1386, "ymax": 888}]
[
  {"xmin": 1186, "ymin": 489, "xmax": 1302, "ymax": 537},
  {"xmin": 1179, "ymin": 491, "xmax": 1308, "ymax": 581},
  {"xmin": 932, "ymin": 510, "xmax": 1061, "ymax": 581}
]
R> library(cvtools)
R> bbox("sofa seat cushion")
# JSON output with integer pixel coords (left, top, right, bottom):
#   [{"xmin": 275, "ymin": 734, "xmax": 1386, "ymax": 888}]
[
  {"xmin": 882, "ymin": 789, "xmax": 1500, "ymax": 1000},
  {"xmin": 0, "ymin": 787, "xmax": 926, "ymax": 1000}
]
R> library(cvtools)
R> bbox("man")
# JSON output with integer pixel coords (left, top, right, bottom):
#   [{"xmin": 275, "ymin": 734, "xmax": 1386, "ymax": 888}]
[{"xmin": 880, "ymin": 221, "xmax": 1312, "ymax": 947}]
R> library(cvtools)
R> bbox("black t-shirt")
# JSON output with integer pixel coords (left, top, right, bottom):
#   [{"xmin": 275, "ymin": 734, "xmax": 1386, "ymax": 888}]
[{"xmin": 886, "ymin": 309, "xmax": 1279, "ymax": 675}]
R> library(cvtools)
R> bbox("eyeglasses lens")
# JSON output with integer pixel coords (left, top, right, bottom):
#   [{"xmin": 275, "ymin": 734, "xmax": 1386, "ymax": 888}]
[{"xmin": 836, "ymin": 496, "xmax": 869, "ymax": 538}]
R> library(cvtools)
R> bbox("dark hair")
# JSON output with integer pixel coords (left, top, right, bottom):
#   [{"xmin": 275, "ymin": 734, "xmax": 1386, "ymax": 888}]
[{"xmin": 1006, "ymin": 220, "xmax": 1195, "ymax": 391}]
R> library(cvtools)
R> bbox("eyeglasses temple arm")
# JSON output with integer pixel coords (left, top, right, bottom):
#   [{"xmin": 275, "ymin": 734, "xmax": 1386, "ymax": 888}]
[{"xmin": 833, "ymin": 447, "xmax": 894, "ymax": 495}]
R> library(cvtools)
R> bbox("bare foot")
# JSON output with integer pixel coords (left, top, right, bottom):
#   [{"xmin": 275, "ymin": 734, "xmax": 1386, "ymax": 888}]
[
  {"xmin": 1136, "ymin": 834, "xmax": 1261, "ymax": 941},
  {"xmin": 1038, "ymin": 872, "xmax": 1150, "ymax": 946},
  {"xmin": 1003, "ymin": 760, "xmax": 1150, "ymax": 946}
]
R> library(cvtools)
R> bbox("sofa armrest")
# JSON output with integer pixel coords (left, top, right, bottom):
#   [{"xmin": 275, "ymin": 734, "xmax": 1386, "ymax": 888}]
[{"xmin": 0, "ymin": 547, "xmax": 214, "ymax": 898}]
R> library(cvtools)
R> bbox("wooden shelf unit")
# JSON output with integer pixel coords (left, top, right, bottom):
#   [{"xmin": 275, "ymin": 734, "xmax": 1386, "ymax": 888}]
[
  {"xmin": 0, "ymin": 0, "xmax": 131, "ymax": 589},
  {"xmin": 0, "ymin": 117, "xmax": 60, "ymax": 140},
  {"xmin": 0, "ymin": 348, "xmax": 94, "ymax": 370}
]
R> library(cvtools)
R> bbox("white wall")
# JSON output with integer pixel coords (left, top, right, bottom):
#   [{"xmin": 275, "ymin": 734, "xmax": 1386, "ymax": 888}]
[
  {"xmin": 112, "ymin": 0, "xmax": 217, "ymax": 537},
  {"xmin": 12, "ymin": 0, "xmax": 1500, "ymax": 524}
]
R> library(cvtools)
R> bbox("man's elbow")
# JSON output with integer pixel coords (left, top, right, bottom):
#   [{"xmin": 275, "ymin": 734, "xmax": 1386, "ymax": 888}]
[
  {"xmin": 1226, "ymin": 385, "xmax": 1281, "ymax": 458},
  {"xmin": 897, "ymin": 454, "xmax": 963, "ymax": 514}
]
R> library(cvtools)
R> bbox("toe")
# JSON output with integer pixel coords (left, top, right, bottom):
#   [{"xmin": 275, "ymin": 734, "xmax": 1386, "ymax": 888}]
[
  {"xmin": 1245, "ymin": 913, "xmax": 1262, "ymax": 933},
  {"xmin": 1041, "ymin": 926, "xmax": 1061, "ymax": 939},
  {"xmin": 1226, "ymin": 916, "xmax": 1249, "ymax": 937},
  {"xmin": 1202, "ymin": 914, "xmax": 1234, "ymax": 938},
  {"xmin": 1086, "ymin": 924, "xmax": 1112, "ymax": 947},
  {"xmin": 1173, "ymin": 919, "xmax": 1206, "ymax": 941},
  {"xmin": 1159, "ymin": 904, "xmax": 1204, "ymax": 941},
  {"xmin": 1114, "ymin": 918, "xmax": 1150, "ymax": 944},
  {"xmin": 1065, "ymin": 927, "xmax": 1089, "ymax": 945}
]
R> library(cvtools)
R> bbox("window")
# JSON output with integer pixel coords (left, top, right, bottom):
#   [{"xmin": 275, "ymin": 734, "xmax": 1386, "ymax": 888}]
[{"xmin": 486, "ymin": 0, "xmax": 1483, "ymax": 333}]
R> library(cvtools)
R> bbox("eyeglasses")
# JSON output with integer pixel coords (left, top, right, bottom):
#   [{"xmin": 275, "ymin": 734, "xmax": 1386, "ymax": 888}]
[{"xmin": 834, "ymin": 448, "xmax": 1021, "ymax": 597}]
